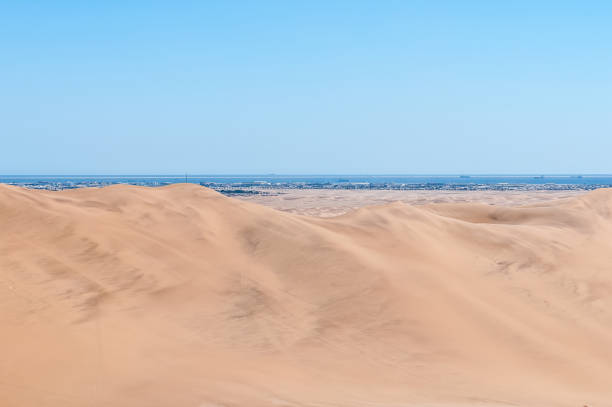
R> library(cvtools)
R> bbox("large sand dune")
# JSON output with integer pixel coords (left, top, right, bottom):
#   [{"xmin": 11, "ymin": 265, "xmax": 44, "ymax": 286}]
[{"xmin": 1, "ymin": 184, "xmax": 612, "ymax": 406}]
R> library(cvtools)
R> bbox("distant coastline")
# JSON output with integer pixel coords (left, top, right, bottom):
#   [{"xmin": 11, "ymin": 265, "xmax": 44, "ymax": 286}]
[{"xmin": 2, "ymin": 175, "xmax": 612, "ymax": 193}]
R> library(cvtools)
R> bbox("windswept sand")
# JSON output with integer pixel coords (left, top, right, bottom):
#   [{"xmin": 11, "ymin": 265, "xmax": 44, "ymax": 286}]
[
  {"xmin": 1, "ymin": 183, "xmax": 612, "ymax": 406},
  {"xmin": 233, "ymin": 188, "xmax": 585, "ymax": 217}
]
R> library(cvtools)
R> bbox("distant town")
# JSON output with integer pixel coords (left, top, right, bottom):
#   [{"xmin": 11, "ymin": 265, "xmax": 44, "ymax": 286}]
[{"xmin": 3, "ymin": 176, "xmax": 612, "ymax": 195}]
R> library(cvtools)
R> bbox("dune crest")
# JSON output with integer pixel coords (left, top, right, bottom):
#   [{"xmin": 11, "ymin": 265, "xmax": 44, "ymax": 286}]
[{"xmin": 2, "ymin": 184, "xmax": 612, "ymax": 406}]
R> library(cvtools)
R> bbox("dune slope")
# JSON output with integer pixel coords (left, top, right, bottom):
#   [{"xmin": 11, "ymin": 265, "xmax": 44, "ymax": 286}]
[{"xmin": 1, "ymin": 184, "xmax": 612, "ymax": 406}]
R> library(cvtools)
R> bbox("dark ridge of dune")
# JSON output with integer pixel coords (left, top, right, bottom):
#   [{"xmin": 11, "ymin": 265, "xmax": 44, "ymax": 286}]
[{"xmin": 1, "ymin": 184, "xmax": 612, "ymax": 406}]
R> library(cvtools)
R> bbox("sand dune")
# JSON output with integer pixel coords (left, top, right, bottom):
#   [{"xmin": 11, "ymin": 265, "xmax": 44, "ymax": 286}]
[
  {"xmin": 234, "ymin": 188, "xmax": 584, "ymax": 217},
  {"xmin": 1, "ymin": 183, "xmax": 612, "ymax": 406}
]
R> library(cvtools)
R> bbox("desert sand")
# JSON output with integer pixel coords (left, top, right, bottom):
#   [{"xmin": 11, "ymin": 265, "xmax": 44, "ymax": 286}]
[
  {"xmin": 233, "ymin": 189, "xmax": 585, "ymax": 217},
  {"xmin": 1, "ymin": 183, "xmax": 612, "ymax": 406}
]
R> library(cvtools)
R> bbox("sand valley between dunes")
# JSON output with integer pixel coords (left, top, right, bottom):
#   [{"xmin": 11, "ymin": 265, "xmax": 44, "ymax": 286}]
[
  {"xmin": 1, "ymin": 184, "xmax": 612, "ymax": 406},
  {"xmin": 233, "ymin": 189, "xmax": 585, "ymax": 217}
]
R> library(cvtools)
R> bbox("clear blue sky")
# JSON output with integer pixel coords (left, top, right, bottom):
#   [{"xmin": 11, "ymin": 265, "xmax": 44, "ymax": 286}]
[{"xmin": 1, "ymin": 1, "xmax": 611, "ymax": 174}]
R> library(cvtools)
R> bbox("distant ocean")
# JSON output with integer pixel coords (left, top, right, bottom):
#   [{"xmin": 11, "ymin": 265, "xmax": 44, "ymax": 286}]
[{"xmin": 2, "ymin": 174, "xmax": 612, "ymax": 190}]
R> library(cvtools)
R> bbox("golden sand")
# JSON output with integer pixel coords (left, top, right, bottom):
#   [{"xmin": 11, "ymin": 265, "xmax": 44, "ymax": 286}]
[{"xmin": 1, "ymin": 184, "xmax": 611, "ymax": 406}]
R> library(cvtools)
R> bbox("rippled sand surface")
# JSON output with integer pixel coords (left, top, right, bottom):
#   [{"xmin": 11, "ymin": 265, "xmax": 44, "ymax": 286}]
[
  {"xmin": 1, "ymin": 184, "xmax": 610, "ymax": 407},
  {"xmin": 235, "ymin": 188, "xmax": 584, "ymax": 216}
]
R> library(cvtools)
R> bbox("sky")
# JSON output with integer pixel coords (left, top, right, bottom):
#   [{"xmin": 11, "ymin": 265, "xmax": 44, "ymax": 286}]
[{"xmin": 1, "ymin": 1, "xmax": 611, "ymax": 174}]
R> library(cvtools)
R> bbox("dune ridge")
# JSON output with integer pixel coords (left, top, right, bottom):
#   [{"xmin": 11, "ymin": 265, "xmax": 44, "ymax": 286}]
[{"xmin": 1, "ymin": 183, "xmax": 612, "ymax": 406}]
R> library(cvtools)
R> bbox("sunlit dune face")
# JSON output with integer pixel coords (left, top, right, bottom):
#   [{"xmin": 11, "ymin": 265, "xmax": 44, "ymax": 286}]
[{"xmin": 1, "ymin": 184, "xmax": 611, "ymax": 407}]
